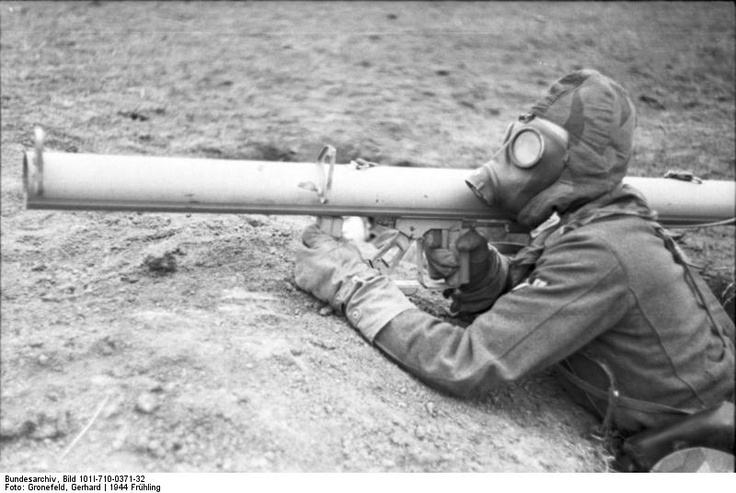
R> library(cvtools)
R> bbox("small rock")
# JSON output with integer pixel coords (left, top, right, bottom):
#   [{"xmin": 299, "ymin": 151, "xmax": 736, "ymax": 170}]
[
  {"xmin": 141, "ymin": 241, "xmax": 182, "ymax": 274},
  {"xmin": 58, "ymin": 283, "xmax": 76, "ymax": 294},
  {"xmin": 426, "ymin": 401, "xmax": 437, "ymax": 417},
  {"xmin": 31, "ymin": 413, "xmax": 65, "ymax": 440},
  {"xmin": 318, "ymin": 306, "xmax": 333, "ymax": 316},
  {"xmin": 389, "ymin": 431, "xmax": 410, "ymax": 446},
  {"xmin": 143, "ymin": 252, "xmax": 177, "ymax": 273},
  {"xmin": 37, "ymin": 354, "xmax": 50, "ymax": 366},
  {"xmin": 309, "ymin": 339, "xmax": 337, "ymax": 351},
  {"xmin": 147, "ymin": 439, "xmax": 166, "ymax": 457},
  {"xmin": 173, "ymin": 443, "xmax": 187, "ymax": 457},
  {"xmin": 245, "ymin": 217, "xmax": 265, "ymax": 228},
  {"xmin": 639, "ymin": 94, "xmax": 666, "ymax": 110},
  {"xmin": 102, "ymin": 395, "xmax": 124, "ymax": 419},
  {"xmin": 233, "ymin": 389, "xmax": 253, "ymax": 404},
  {"xmin": 414, "ymin": 426, "xmax": 427, "ymax": 440},
  {"xmin": 139, "ymin": 377, "xmax": 164, "ymax": 393},
  {"xmin": 112, "ymin": 430, "xmax": 128, "ymax": 450},
  {"xmin": 290, "ymin": 347, "xmax": 304, "ymax": 357},
  {"xmin": 135, "ymin": 392, "xmax": 160, "ymax": 414},
  {"xmin": 0, "ymin": 418, "xmax": 32, "ymax": 440},
  {"xmin": 440, "ymin": 452, "xmax": 457, "ymax": 463}
]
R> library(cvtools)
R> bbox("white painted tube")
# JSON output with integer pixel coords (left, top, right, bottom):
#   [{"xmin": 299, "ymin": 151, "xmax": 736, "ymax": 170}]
[{"xmin": 23, "ymin": 150, "xmax": 735, "ymax": 227}]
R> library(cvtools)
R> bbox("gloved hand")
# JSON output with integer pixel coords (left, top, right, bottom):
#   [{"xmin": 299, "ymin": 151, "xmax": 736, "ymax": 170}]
[
  {"xmin": 294, "ymin": 224, "xmax": 372, "ymax": 311},
  {"xmin": 294, "ymin": 224, "xmax": 417, "ymax": 341},
  {"xmin": 423, "ymin": 229, "xmax": 509, "ymax": 316}
]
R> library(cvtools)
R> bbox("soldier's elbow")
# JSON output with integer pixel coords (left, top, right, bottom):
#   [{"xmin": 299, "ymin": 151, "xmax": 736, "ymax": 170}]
[{"xmin": 434, "ymin": 372, "xmax": 507, "ymax": 399}]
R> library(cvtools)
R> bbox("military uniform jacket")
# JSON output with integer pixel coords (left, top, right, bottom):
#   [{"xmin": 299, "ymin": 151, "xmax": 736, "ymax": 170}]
[{"xmin": 361, "ymin": 191, "xmax": 735, "ymax": 434}]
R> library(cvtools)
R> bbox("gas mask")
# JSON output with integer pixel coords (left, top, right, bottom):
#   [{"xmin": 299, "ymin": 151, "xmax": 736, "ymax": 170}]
[{"xmin": 466, "ymin": 114, "xmax": 569, "ymax": 217}]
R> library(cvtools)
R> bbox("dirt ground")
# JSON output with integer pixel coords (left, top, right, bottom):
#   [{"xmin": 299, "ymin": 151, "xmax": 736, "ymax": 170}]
[{"xmin": 1, "ymin": 1, "xmax": 734, "ymax": 474}]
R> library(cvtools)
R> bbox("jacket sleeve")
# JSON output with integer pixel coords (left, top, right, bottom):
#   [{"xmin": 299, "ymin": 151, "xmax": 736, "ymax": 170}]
[{"xmin": 370, "ymin": 230, "xmax": 635, "ymax": 398}]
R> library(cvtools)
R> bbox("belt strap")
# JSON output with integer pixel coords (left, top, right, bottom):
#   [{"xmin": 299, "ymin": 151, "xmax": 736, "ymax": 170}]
[{"xmin": 557, "ymin": 363, "xmax": 697, "ymax": 416}]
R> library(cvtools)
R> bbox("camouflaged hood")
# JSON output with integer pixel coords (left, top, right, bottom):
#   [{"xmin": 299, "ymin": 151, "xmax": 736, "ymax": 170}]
[{"xmin": 515, "ymin": 69, "xmax": 638, "ymax": 227}]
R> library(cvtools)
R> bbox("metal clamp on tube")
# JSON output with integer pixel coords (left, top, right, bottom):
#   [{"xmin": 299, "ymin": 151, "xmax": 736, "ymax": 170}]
[
  {"xmin": 315, "ymin": 145, "xmax": 336, "ymax": 205},
  {"xmin": 26, "ymin": 127, "xmax": 46, "ymax": 198},
  {"xmin": 313, "ymin": 145, "xmax": 342, "ymax": 238}
]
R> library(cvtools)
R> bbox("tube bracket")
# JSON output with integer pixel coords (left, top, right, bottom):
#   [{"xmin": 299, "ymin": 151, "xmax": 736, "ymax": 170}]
[
  {"xmin": 315, "ymin": 145, "xmax": 336, "ymax": 204},
  {"xmin": 33, "ymin": 127, "xmax": 45, "ymax": 196}
]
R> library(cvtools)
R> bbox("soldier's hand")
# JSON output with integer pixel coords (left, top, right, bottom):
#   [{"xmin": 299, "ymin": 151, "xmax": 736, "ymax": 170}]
[
  {"xmin": 423, "ymin": 229, "xmax": 490, "ymax": 287},
  {"xmin": 423, "ymin": 229, "xmax": 506, "ymax": 316},
  {"xmin": 294, "ymin": 224, "xmax": 373, "ymax": 310}
]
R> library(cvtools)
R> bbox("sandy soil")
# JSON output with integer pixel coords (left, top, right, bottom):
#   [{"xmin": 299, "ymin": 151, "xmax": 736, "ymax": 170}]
[{"xmin": 1, "ymin": 1, "xmax": 733, "ymax": 473}]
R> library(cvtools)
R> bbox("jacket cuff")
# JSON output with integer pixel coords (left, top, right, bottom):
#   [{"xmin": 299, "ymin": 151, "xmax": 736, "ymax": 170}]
[
  {"xmin": 337, "ymin": 274, "xmax": 417, "ymax": 342},
  {"xmin": 485, "ymin": 253, "xmax": 511, "ymax": 299}
]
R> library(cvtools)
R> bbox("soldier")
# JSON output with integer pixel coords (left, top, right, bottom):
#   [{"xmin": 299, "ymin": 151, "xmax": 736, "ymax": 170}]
[{"xmin": 293, "ymin": 69, "xmax": 735, "ymax": 470}]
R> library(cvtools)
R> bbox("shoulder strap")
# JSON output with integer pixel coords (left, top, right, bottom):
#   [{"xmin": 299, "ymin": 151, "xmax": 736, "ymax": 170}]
[
  {"xmin": 508, "ymin": 213, "xmax": 563, "ymax": 286},
  {"xmin": 653, "ymin": 225, "xmax": 735, "ymax": 346},
  {"xmin": 557, "ymin": 360, "xmax": 698, "ymax": 416}
]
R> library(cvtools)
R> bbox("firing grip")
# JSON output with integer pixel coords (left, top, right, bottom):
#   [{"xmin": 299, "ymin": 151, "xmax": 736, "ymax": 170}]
[
  {"xmin": 423, "ymin": 228, "xmax": 472, "ymax": 286},
  {"xmin": 458, "ymin": 250, "xmax": 471, "ymax": 286}
]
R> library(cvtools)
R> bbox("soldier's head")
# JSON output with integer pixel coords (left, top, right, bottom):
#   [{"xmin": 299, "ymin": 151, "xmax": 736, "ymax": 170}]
[{"xmin": 466, "ymin": 69, "xmax": 637, "ymax": 228}]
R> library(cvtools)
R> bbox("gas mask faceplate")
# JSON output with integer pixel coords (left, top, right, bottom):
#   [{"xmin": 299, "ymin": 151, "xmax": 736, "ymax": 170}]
[{"xmin": 466, "ymin": 114, "xmax": 569, "ymax": 216}]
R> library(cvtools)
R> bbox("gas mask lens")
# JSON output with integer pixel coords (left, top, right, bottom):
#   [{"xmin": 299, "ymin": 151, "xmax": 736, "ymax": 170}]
[
  {"xmin": 510, "ymin": 129, "xmax": 544, "ymax": 168},
  {"xmin": 498, "ymin": 116, "xmax": 568, "ymax": 169}
]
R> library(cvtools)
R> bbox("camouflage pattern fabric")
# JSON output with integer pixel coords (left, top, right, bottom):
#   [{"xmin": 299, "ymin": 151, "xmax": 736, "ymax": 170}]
[{"xmin": 518, "ymin": 69, "xmax": 638, "ymax": 227}]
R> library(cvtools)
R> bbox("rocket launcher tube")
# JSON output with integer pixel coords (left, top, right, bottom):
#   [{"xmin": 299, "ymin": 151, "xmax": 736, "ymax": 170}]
[
  {"xmin": 21, "ymin": 139, "xmax": 735, "ymax": 295},
  {"xmin": 23, "ymin": 149, "xmax": 736, "ymax": 228},
  {"xmin": 22, "ymin": 150, "xmax": 514, "ymax": 224}
]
